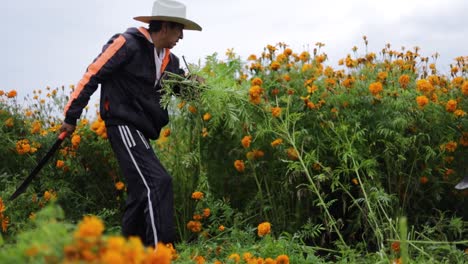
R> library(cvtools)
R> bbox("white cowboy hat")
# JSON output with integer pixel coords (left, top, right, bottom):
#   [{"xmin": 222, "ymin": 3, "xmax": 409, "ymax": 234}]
[{"xmin": 134, "ymin": 0, "xmax": 202, "ymax": 31}]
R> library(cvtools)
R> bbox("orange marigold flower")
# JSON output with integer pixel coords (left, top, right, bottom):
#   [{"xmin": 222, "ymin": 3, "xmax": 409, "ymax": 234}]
[
  {"xmin": 416, "ymin": 95, "xmax": 429, "ymax": 108},
  {"xmin": 71, "ymin": 134, "xmax": 81, "ymax": 148},
  {"xmin": 218, "ymin": 225, "xmax": 225, "ymax": 231},
  {"xmin": 7, "ymin": 90, "xmax": 17, "ymax": 98},
  {"xmin": 461, "ymin": 81, "xmax": 468, "ymax": 96},
  {"xmin": 265, "ymin": 258, "xmax": 275, "ymax": 264},
  {"xmin": 228, "ymin": 253, "xmax": 241, "ymax": 263},
  {"xmin": 286, "ymin": 147, "xmax": 299, "ymax": 160},
  {"xmin": 271, "ymin": 138, "xmax": 283, "ymax": 147},
  {"xmin": 30, "ymin": 120, "xmax": 41, "ymax": 134},
  {"xmin": 203, "ymin": 113, "xmax": 212, "ymax": 121},
  {"xmin": 243, "ymin": 252, "xmax": 253, "ymax": 262},
  {"xmin": 453, "ymin": 108, "xmax": 465, "ymax": 117},
  {"xmin": 149, "ymin": 242, "xmax": 173, "ymax": 264},
  {"xmin": 271, "ymin": 107, "xmax": 282, "ymax": 117},
  {"xmin": 177, "ymin": 101, "xmax": 186, "ymax": 109},
  {"xmin": 201, "ymin": 127, "xmax": 209, "ymax": 138},
  {"xmin": 352, "ymin": 178, "xmax": 359, "ymax": 185},
  {"xmin": 377, "ymin": 71, "xmax": 388, "ymax": 81},
  {"xmin": 247, "ymin": 54, "xmax": 257, "ymax": 61},
  {"xmin": 257, "ymin": 222, "xmax": 271, "ymax": 237},
  {"xmin": 241, "ymin": 135, "xmax": 252, "ymax": 148},
  {"xmin": 251, "ymin": 77, "xmax": 263, "ymax": 86},
  {"xmin": 283, "ymin": 48, "xmax": 293, "ymax": 56},
  {"xmin": 188, "ymin": 105, "xmax": 197, "ymax": 114},
  {"xmin": 416, "ymin": 79, "xmax": 434, "ymax": 93},
  {"xmin": 115, "ymin": 181, "xmax": 125, "ymax": 190},
  {"xmin": 283, "ymin": 74, "xmax": 291, "ymax": 82},
  {"xmin": 43, "ymin": 190, "xmax": 57, "ymax": 202},
  {"xmin": 234, "ymin": 160, "xmax": 245, "ymax": 172},
  {"xmin": 249, "ymin": 85, "xmax": 263, "ymax": 104},
  {"xmin": 1, "ymin": 216, "xmax": 9, "ymax": 232},
  {"xmin": 5, "ymin": 118, "xmax": 14, "ymax": 128},
  {"xmin": 253, "ymin": 149, "xmax": 264, "ymax": 159},
  {"xmin": 194, "ymin": 256, "xmax": 206, "ymax": 264},
  {"xmin": 74, "ymin": 215, "xmax": 105, "ymax": 239},
  {"xmin": 186, "ymin": 220, "xmax": 202, "ymax": 233},
  {"xmin": 162, "ymin": 128, "xmax": 171, "ymax": 137},
  {"xmin": 16, "ymin": 139, "xmax": 31, "ymax": 155},
  {"xmin": 0, "ymin": 198, "xmax": 5, "ymax": 213},
  {"xmin": 398, "ymin": 74, "xmax": 410, "ymax": 88},
  {"xmin": 56, "ymin": 160, "xmax": 65, "ymax": 168},
  {"xmin": 369, "ymin": 82, "xmax": 383, "ymax": 96},
  {"xmin": 299, "ymin": 51, "xmax": 310, "ymax": 62},
  {"xmin": 445, "ymin": 99, "xmax": 457, "ymax": 112},
  {"xmin": 420, "ymin": 176, "xmax": 429, "ymax": 185},
  {"xmin": 444, "ymin": 141, "xmax": 457, "ymax": 152},
  {"xmin": 391, "ymin": 241, "xmax": 400, "ymax": 252},
  {"xmin": 203, "ymin": 208, "xmax": 211, "ymax": 218},
  {"xmin": 193, "ymin": 214, "xmax": 203, "ymax": 221},
  {"xmin": 270, "ymin": 61, "xmax": 281, "ymax": 71},
  {"xmin": 191, "ymin": 191, "xmax": 204, "ymax": 200},
  {"xmin": 276, "ymin": 254, "xmax": 290, "ymax": 264}
]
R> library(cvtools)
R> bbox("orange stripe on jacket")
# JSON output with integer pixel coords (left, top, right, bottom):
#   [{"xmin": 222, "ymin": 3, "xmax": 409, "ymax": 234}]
[
  {"xmin": 138, "ymin": 27, "xmax": 171, "ymax": 75},
  {"xmin": 161, "ymin": 48, "xmax": 171, "ymax": 73},
  {"xmin": 63, "ymin": 35, "xmax": 126, "ymax": 115}
]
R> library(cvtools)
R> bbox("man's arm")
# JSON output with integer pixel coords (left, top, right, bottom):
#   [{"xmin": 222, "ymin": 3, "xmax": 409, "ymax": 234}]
[{"xmin": 60, "ymin": 33, "xmax": 129, "ymax": 135}]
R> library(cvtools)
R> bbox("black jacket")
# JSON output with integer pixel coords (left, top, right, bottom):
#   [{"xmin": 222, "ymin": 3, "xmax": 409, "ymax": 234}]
[{"xmin": 64, "ymin": 27, "xmax": 183, "ymax": 139}]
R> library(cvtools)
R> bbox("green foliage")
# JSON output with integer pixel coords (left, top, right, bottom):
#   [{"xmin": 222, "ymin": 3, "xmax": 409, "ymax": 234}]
[{"xmin": 1, "ymin": 43, "xmax": 468, "ymax": 263}]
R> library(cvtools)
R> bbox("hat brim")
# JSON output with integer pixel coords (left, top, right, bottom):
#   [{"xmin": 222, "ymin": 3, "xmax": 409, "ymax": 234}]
[{"xmin": 133, "ymin": 16, "xmax": 202, "ymax": 31}]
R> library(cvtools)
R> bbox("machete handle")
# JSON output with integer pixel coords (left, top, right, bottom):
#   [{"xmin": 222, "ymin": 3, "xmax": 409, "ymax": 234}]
[{"xmin": 58, "ymin": 131, "xmax": 67, "ymax": 140}]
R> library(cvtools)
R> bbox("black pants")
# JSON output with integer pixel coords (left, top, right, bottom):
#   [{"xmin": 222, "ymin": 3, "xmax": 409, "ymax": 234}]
[{"xmin": 107, "ymin": 125, "xmax": 175, "ymax": 246}]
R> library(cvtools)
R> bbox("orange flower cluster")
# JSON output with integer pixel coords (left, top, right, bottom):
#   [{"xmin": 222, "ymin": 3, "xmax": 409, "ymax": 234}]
[
  {"xmin": 249, "ymin": 85, "xmax": 264, "ymax": 105},
  {"xmin": 461, "ymin": 81, "xmax": 468, "ymax": 96},
  {"xmin": 30, "ymin": 120, "xmax": 42, "ymax": 134},
  {"xmin": 271, "ymin": 138, "xmax": 283, "ymax": 147},
  {"xmin": 15, "ymin": 139, "xmax": 38, "ymax": 155},
  {"xmin": 7, "ymin": 90, "xmax": 17, "ymax": 98},
  {"xmin": 191, "ymin": 191, "xmax": 204, "ymax": 200},
  {"xmin": 398, "ymin": 74, "xmax": 411, "ymax": 88},
  {"xmin": 43, "ymin": 189, "xmax": 57, "ymax": 202},
  {"xmin": 271, "ymin": 107, "xmax": 282, "ymax": 118},
  {"xmin": 0, "ymin": 197, "xmax": 9, "ymax": 233},
  {"xmin": 90, "ymin": 114, "xmax": 107, "ymax": 139},
  {"xmin": 257, "ymin": 221, "xmax": 271, "ymax": 237},
  {"xmin": 60, "ymin": 215, "xmax": 176, "ymax": 263},
  {"xmin": 369, "ymin": 82, "xmax": 383, "ymax": 96},
  {"xmin": 286, "ymin": 147, "xmax": 299, "ymax": 160},
  {"xmin": 203, "ymin": 112, "xmax": 212, "ymax": 121},
  {"xmin": 246, "ymin": 149, "xmax": 264, "ymax": 160},
  {"xmin": 241, "ymin": 135, "xmax": 252, "ymax": 148},
  {"xmin": 226, "ymin": 251, "xmax": 289, "ymax": 264},
  {"xmin": 416, "ymin": 95, "xmax": 429, "ymax": 108},
  {"xmin": 71, "ymin": 134, "xmax": 81, "ymax": 149},
  {"xmin": 4, "ymin": 117, "xmax": 14, "ymax": 127},
  {"xmin": 187, "ymin": 220, "xmax": 202, "ymax": 233},
  {"xmin": 234, "ymin": 160, "xmax": 245, "ymax": 172},
  {"xmin": 115, "ymin": 181, "xmax": 125, "ymax": 191},
  {"xmin": 445, "ymin": 99, "xmax": 457, "ymax": 112}
]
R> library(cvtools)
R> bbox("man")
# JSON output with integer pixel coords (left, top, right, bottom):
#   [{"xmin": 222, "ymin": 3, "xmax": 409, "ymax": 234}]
[{"xmin": 60, "ymin": 0, "xmax": 202, "ymax": 247}]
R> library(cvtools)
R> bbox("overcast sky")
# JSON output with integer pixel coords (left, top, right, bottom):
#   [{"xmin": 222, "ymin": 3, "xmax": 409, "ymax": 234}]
[{"xmin": 2, "ymin": 0, "xmax": 467, "ymax": 106}]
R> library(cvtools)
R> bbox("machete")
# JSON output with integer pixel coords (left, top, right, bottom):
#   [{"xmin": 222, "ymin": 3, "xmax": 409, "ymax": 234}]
[{"xmin": 9, "ymin": 131, "xmax": 67, "ymax": 201}]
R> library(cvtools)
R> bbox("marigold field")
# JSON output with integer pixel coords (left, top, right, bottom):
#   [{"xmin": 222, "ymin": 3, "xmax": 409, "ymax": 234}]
[{"xmin": 0, "ymin": 39, "xmax": 467, "ymax": 263}]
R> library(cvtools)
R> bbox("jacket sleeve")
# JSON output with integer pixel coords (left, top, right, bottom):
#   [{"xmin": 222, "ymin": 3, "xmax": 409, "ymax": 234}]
[{"xmin": 63, "ymin": 33, "xmax": 128, "ymax": 125}]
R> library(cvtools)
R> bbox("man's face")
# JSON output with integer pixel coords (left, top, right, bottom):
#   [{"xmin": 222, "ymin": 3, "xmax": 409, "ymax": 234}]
[{"xmin": 163, "ymin": 23, "xmax": 184, "ymax": 49}]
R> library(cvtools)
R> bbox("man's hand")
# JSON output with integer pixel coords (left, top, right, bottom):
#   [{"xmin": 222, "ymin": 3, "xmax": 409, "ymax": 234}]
[
  {"xmin": 189, "ymin": 74, "xmax": 205, "ymax": 84},
  {"xmin": 60, "ymin": 122, "xmax": 76, "ymax": 137}
]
